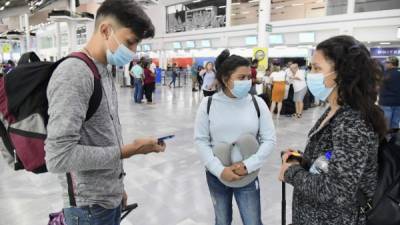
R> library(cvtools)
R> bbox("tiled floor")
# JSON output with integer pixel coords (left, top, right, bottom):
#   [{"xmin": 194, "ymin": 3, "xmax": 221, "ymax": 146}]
[{"xmin": 0, "ymin": 82, "xmax": 326, "ymax": 225}]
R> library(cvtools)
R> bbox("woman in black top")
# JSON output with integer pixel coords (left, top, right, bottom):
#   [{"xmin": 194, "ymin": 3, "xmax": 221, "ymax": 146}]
[{"xmin": 279, "ymin": 35, "xmax": 387, "ymax": 225}]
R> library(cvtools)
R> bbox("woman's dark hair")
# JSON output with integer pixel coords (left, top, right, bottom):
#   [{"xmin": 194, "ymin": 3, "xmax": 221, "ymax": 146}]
[
  {"xmin": 205, "ymin": 62, "xmax": 215, "ymax": 71},
  {"xmin": 215, "ymin": 49, "xmax": 251, "ymax": 90},
  {"xmin": 96, "ymin": 0, "xmax": 155, "ymax": 41},
  {"xmin": 316, "ymin": 35, "xmax": 387, "ymax": 138}
]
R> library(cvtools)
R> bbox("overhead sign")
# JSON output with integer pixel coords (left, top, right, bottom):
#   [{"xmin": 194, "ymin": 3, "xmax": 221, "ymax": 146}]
[
  {"xmin": 370, "ymin": 48, "xmax": 400, "ymax": 57},
  {"xmin": 265, "ymin": 24, "xmax": 272, "ymax": 33},
  {"xmin": 2, "ymin": 43, "xmax": 11, "ymax": 53},
  {"xmin": 253, "ymin": 47, "xmax": 268, "ymax": 71}
]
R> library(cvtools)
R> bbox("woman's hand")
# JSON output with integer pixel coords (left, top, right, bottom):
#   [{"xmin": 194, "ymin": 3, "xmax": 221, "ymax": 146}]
[
  {"xmin": 232, "ymin": 162, "xmax": 248, "ymax": 176},
  {"xmin": 279, "ymin": 150, "xmax": 300, "ymax": 182},
  {"xmin": 221, "ymin": 165, "xmax": 243, "ymax": 182}
]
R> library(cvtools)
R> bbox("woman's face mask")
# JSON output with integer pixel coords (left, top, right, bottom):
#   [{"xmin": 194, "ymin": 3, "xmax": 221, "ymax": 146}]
[
  {"xmin": 306, "ymin": 71, "xmax": 336, "ymax": 101},
  {"xmin": 308, "ymin": 50, "xmax": 337, "ymax": 101},
  {"xmin": 226, "ymin": 66, "xmax": 252, "ymax": 99}
]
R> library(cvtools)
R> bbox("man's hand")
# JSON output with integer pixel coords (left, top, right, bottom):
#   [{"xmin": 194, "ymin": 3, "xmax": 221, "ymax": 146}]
[
  {"xmin": 232, "ymin": 162, "xmax": 248, "ymax": 176},
  {"xmin": 121, "ymin": 138, "xmax": 166, "ymax": 159}
]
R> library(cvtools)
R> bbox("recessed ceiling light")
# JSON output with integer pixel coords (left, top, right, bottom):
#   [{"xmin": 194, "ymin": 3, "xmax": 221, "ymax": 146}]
[
  {"xmin": 218, "ymin": 5, "xmax": 226, "ymax": 8},
  {"xmin": 5, "ymin": 1, "xmax": 10, "ymax": 6},
  {"xmin": 0, "ymin": 6, "xmax": 4, "ymax": 11},
  {"xmin": 292, "ymin": 3, "xmax": 305, "ymax": 6},
  {"xmin": 379, "ymin": 42, "xmax": 391, "ymax": 45}
]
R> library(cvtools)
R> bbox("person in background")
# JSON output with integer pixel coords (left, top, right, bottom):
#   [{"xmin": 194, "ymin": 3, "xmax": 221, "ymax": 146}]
[
  {"xmin": 270, "ymin": 65, "xmax": 286, "ymax": 118},
  {"xmin": 289, "ymin": 63, "xmax": 307, "ymax": 118},
  {"xmin": 284, "ymin": 61, "xmax": 293, "ymax": 78},
  {"xmin": 197, "ymin": 65, "xmax": 204, "ymax": 90},
  {"xmin": 0, "ymin": 62, "xmax": 4, "ymax": 77},
  {"xmin": 143, "ymin": 61, "xmax": 156, "ymax": 104},
  {"xmin": 169, "ymin": 63, "xmax": 178, "ymax": 88},
  {"xmin": 128, "ymin": 61, "xmax": 135, "ymax": 87},
  {"xmin": 249, "ymin": 59, "xmax": 259, "ymax": 95},
  {"xmin": 279, "ymin": 35, "xmax": 386, "ymax": 225},
  {"xmin": 150, "ymin": 60, "xmax": 156, "ymax": 74},
  {"xmin": 45, "ymin": 1, "xmax": 166, "ymax": 225},
  {"xmin": 3, "ymin": 60, "xmax": 15, "ymax": 74},
  {"xmin": 200, "ymin": 62, "xmax": 218, "ymax": 97},
  {"xmin": 195, "ymin": 49, "xmax": 276, "ymax": 225},
  {"xmin": 379, "ymin": 56, "xmax": 400, "ymax": 134},
  {"xmin": 131, "ymin": 59, "xmax": 144, "ymax": 103},
  {"xmin": 191, "ymin": 61, "xmax": 199, "ymax": 92}
]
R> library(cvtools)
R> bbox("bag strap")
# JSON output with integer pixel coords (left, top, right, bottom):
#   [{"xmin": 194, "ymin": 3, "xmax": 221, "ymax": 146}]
[
  {"xmin": 207, "ymin": 96, "xmax": 213, "ymax": 115},
  {"xmin": 66, "ymin": 172, "xmax": 76, "ymax": 207},
  {"xmin": 67, "ymin": 52, "xmax": 102, "ymax": 121},
  {"xmin": 251, "ymin": 95, "xmax": 260, "ymax": 118},
  {"xmin": 207, "ymin": 95, "xmax": 260, "ymax": 118}
]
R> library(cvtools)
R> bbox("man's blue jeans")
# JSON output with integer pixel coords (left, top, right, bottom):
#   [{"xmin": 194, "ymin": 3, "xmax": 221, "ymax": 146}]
[
  {"xmin": 206, "ymin": 171, "xmax": 263, "ymax": 225},
  {"xmin": 381, "ymin": 106, "xmax": 400, "ymax": 129},
  {"xmin": 134, "ymin": 78, "xmax": 143, "ymax": 103},
  {"xmin": 63, "ymin": 204, "xmax": 121, "ymax": 225}
]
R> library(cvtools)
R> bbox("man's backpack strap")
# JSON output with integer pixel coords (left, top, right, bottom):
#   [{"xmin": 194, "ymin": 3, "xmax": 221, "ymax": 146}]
[
  {"xmin": 68, "ymin": 52, "xmax": 102, "ymax": 121},
  {"xmin": 63, "ymin": 53, "xmax": 102, "ymax": 207}
]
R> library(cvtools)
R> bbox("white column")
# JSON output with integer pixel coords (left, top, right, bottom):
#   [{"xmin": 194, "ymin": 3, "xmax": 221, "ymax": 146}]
[
  {"xmin": 68, "ymin": 0, "xmax": 78, "ymax": 52},
  {"xmin": 56, "ymin": 22, "xmax": 62, "ymax": 59},
  {"xmin": 257, "ymin": 0, "xmax": 271, "ymax": 48},
  {"xmin": 347, "ymin": 0, "xmax": 355, "ymax": 14},
  {"xmin": 24, "ymin": 14, "xmax": 30, "ymax": 51},
  {"xmin": 68, "ymin": 22, "xmax": 78, "ymax": 52},
  {"xmin": 70, "ymin": 0, "xmax": 76, "ymax": 13},
  {"xmin": 19, "ymin": 15, "xmax": 26, "ymax": 53},
  {"xmin": 226, "ymin": 0, "xmax": 232, "ymax": 27}
]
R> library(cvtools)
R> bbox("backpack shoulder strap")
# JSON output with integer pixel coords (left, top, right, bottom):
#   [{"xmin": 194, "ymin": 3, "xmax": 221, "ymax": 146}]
[
  {"xmin": 67, "ymin": 52, "xmax": 102, "ymax": 121},
  {"xmin": 251, "ymin": 95, "xmax": 260, "ymax": 118},
  {"xmin": 207, "ymin": 96, "xmax": 213, "ymax": 115}
]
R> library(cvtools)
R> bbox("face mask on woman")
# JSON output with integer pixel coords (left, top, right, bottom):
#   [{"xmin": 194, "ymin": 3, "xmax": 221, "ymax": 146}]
[
  {"xmin": 230, "ymin": 80, "xmax": 252, "ymax": 99},
  {"xmin": 306, "ymin": 71, "xmax": 335, "ymax": 101}
]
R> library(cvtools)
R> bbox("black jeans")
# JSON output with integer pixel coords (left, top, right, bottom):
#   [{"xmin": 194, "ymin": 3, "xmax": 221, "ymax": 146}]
[{"xmin": 144, "ymin": 82, "xmax": 155, "ymax": 102}]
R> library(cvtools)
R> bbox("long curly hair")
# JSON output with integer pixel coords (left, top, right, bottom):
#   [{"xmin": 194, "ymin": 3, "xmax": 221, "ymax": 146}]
[{"xmin": 316, "ymin": 35, "xmax": 387, "ymax": 139}]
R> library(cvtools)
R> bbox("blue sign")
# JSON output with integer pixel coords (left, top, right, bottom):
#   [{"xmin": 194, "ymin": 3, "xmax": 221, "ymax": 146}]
[{"xmin": 370, "ymin": 48, "xmax": 400, "ymax": 57}]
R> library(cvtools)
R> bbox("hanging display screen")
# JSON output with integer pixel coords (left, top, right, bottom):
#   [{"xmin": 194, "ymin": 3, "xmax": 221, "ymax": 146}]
[{"xmin": 166, "ymin": 0, "xmax": 226, "ymax": 33}]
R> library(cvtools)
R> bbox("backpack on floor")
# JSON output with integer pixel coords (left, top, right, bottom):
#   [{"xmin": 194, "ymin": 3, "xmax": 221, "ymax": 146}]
[
  {"xmin": 0, "ymin": 51, "xmax": 102, "ymax": 174},
  {"xmin": 358, "ymin": 131, "xmax": 400, "ymax": 225}
]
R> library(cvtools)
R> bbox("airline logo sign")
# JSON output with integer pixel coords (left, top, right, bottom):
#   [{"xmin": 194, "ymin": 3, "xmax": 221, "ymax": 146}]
[
  {"xmin": 253, "ymin": 48, "xmax": 268, "ymax": 71},
  {"xmin": 2, "ymin": 43, "xmax": 11, "ymax": 54}
]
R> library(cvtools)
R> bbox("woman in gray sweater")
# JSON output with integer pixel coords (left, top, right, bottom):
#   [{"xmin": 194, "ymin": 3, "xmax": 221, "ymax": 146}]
[{"xmin": 279, "ymin": 35, "xmax": 387, "ymax": 225}]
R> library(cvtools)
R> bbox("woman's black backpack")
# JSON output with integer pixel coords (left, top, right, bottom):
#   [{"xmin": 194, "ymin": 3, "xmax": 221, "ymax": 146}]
[{"xmin": 358, "ymin": 131, "xmax": 400, "ymax": 225}]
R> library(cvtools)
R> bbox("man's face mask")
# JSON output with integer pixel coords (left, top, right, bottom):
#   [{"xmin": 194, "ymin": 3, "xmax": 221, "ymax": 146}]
[{"xmin": 106, "ymin": 28, "xmax": 135, "ymax": 66}]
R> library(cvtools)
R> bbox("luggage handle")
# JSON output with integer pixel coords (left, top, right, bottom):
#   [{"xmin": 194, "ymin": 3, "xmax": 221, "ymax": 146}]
[{"xmin": 121, "ymin": 203, "xmax": 138, "ymax": 221}]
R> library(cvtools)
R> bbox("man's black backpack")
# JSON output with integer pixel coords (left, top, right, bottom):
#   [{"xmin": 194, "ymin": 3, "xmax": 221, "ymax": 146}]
[
  {"xmin": 358, "ymin": 131, "xmax": 400, "ymax": 225},
  {"xmin": 0, "ymin": 51, "xmax": 102, "ymax": 173}
]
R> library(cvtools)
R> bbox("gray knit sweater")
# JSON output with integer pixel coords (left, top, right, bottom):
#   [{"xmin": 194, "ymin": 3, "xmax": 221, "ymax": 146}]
[
  {"xmin": 284, "ymin": 105, "xmax": 379, "ymax": 225},
  {"xmin": 45, "ymin": 58, "xmax": 124, "ymax": 209}
]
